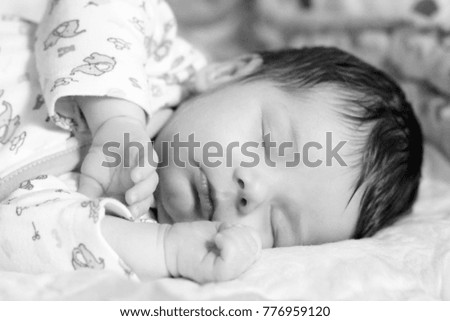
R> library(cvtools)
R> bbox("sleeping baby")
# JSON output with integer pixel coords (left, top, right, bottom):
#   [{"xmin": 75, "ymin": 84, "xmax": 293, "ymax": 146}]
[{"xmin": 0, "ymin": 0, "xmax": 422, "ymax": 282}]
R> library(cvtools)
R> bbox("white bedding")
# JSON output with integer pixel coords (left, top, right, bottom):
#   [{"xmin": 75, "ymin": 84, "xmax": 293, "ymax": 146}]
[{"xmin": 1, "ymin": 144, "xmax": 449, "ymax": 300}]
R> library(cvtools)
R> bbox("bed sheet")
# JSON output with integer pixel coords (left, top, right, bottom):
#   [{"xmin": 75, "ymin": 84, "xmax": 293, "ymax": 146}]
[{"xmin": 1, "ymin": 144, "xmax": 449, "ymax": 300}]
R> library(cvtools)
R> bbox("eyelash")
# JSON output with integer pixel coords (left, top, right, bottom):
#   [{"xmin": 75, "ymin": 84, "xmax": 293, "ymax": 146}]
[
  {"xmin": 262, "ymin": 126, "xmax": 273, "ymax": 160},
  {"xmin": 261, "ymin": 117, "xmax": 268, "ymax": 153},
  {"xmin": 260, "ymin": 109, "xmax": 273, "ymax": 160}
]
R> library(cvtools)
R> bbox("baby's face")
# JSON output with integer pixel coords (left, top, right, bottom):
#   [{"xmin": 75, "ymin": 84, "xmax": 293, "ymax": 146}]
[{"xmin": 154, "ymin": 81, "xmax": 362, "ymax": 248}]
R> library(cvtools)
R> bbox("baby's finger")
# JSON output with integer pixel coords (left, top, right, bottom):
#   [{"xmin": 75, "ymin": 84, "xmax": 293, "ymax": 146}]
[
  {"xmin": 131, "ymin": 162, "xmax": 157, "ymax": 183},
  {"xmin": 216, "ymin": 226, "xmax": 262, "ymax": 260},
  {"xmin": 125, "ymin": 172, "xmax": 158, "ymax": 205},
  {"xmin": 129, "ymin": 196, "xmax": 154, "ymax": 218},
  {"xmin": 131, "ymin": 144, "xmax": 159, "ymax": 181},
  {"xmin": 212, "ymin": 232, "xmax": 258, "ymax": 281},
  {"xmin": 149, "ymin": 194, "xmax": 155, "ymax": 208},
  {"xmin": 218, "ymin": 222, "xmax": 241, "ymax": 233}
]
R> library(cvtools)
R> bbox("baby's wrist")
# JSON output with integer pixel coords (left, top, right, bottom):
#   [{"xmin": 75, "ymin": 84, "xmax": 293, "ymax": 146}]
[
  {"xmin": 88, "ymin": 113, "xmax": 149, "ymax": 149},
  {"xmin": 98, "ymin": 115, "xmax": 146, "ymax": 134},
  {"xmin": 162, "ymin": 224, "xmax": 181, "ymax": 279},
  {"xmin": 77, "ymin": 96, "xmax": 146, "ymax": 136},
  {"xmin": 155, "ymin": 223, "xmax": 173, "ymax": 277}
]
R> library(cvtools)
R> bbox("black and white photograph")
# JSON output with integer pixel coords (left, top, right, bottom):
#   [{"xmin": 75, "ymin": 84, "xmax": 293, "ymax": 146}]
[{"xmin": 0, "ymin": 0, "xmax": 449, "ymax": 318}]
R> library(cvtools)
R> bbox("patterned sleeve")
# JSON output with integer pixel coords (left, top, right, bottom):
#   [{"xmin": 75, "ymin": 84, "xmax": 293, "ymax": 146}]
[
  {"xmin": 0, "ymin": 175, "xmax": 139, "ymax": 280},
  {"xmin": 35, "ymin": 0, "xmax": 206, "ymax": 131}
]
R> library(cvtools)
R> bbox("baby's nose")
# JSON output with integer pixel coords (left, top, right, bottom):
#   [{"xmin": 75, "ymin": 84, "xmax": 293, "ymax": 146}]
[{"xmin": 234, "ymin": 170, "xmax": 268, "ymax": 214}]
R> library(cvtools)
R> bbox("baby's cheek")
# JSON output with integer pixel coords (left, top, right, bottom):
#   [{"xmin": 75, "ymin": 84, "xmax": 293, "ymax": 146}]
[{"xmin": 158, "ymin": 171, "xmax": 197, "ymax": 222}]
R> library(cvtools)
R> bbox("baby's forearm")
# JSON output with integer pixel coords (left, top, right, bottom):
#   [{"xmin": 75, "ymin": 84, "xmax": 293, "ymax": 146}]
[
  {"xmin": 101, "ymin": 216, "xmax": 171, "ymax": 280},
  {"xmin": 76, "ymin": 96, "xmax": 146, "ymax": 136},
  {"xmin": 101, "ymin": 218, "xmax": 262, "ymax": 283},
  {"xmin": 75, "ymin": 96, "xmax": 157, "ymax": 213}
]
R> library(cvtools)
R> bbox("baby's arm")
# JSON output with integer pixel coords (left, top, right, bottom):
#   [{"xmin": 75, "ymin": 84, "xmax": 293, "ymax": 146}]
[
  {"xmin": 101, "ymin": 217, "xmax": 262, "ymax": 282},
  {"xmin": 34, "ymin": 0, "xmax": 161, "ymax": 216},
  {"xmin": 35, "ymin": 0, "xmax": 205, "ymax": 216},
  {"xmin": 76, "ymin": 97, "xmax": 158, "ymax": 218}
]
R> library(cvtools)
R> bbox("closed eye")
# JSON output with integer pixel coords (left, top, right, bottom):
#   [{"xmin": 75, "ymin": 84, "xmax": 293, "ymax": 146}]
[{"xmin": 261, "ymin": 111, "xmax": 272, "ymax": 160}]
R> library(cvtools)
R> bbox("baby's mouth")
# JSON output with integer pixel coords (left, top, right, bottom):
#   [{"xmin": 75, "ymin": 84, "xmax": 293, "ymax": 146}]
[{"xmin": 196, "ymin": 167, "xmax": 215, "ymax": 220}]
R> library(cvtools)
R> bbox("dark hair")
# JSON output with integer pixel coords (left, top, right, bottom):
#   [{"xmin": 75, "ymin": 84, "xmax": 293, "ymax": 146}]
[{"xmin": 243, "ymin": 47, "xmax": 423, "ymax": 238}]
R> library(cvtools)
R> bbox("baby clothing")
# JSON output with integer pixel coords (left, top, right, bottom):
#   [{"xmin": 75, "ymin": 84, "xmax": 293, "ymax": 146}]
[
  {"xmin": 0, "ymin": 0, "xmax": 205, "ymax": 278},
  {"xmin": 1, "ymin": 0, "xmax": 205, "ymax": 189},
  {"xmin": 0, "ymin": 174, "xmax": 139, "ymax": 280}
]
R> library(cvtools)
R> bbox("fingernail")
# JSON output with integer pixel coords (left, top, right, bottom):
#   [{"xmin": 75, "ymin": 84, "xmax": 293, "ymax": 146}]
[{"xmin": 130, "ymin": 206, "xmax": 138, "ymax": 218}]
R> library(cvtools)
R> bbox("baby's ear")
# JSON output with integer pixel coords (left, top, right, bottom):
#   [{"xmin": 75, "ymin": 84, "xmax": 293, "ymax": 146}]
[{"xmin": 192, "ymin": 54, "xmax": 263, "ymax": 93}]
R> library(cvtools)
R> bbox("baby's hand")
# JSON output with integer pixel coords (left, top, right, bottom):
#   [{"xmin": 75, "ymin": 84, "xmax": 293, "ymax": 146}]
[
  {"xmin": 79, "ymin": 116, "xmax": 158, "ymax": 218},
  {"xmin": 164, "ymin": 221, "xmax": 262, "ymax": 283}
]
